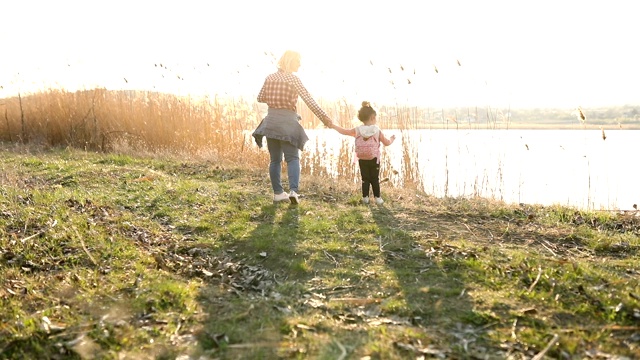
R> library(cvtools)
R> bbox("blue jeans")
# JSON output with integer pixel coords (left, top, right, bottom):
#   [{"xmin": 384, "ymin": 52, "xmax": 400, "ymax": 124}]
[{"xmin": 266, "ymin": 138, "xmax": 300, "ymax": 194}]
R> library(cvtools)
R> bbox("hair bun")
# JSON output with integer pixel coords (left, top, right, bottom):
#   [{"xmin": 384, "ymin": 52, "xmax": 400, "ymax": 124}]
[{"xmin": 362, "ymin": 101, "xmax": 371, "ymax": 108}]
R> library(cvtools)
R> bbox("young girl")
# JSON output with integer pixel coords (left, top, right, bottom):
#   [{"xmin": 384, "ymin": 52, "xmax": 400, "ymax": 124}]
[{"xmin": 331, "ymin": 101, "xmax": 396, "ymax": 205}]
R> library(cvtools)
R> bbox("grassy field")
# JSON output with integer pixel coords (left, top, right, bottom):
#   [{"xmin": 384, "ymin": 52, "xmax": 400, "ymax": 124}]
[{"xmin": 1, "ymin": 145, "xmax": 639, "ymax": 359}]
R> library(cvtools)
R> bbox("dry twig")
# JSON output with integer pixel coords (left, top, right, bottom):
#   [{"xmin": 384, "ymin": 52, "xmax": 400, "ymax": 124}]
[
  {"xmin": 531, "ymin": 334, "xmax": 559, "ymax": 360},
  {"xmin": 20, "ymin": 230, "xmax": 45, "ymax": 243},
  {"xmin": 334, "ymin": 338, "xmax": 347, "ymax": 360},
  {"xmin": 74, "ymin": 228, "xmax": 98, "ymax": 267},
  {"xmin": 20, "ymin": 219, "xmax": 57, "ymax": 243},
  {"xmin": 527, "ymin": 266, "xmax": 542, "ymax": 293},
  {"xmin": 538, "ymin": 239, "xmax": 558, "ymax": 257},
  {"xmin": 323, "ymin": 250, "xmax": 338, "ymax": 267},
  {"xmin": 460, "ymin": 222, "xmax": 478, "ymax": 240}
]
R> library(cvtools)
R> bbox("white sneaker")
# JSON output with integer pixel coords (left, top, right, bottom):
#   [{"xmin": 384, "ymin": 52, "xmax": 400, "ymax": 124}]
[
  {"xmin": 362, "ymin": 196, "xmax": 370, "ymax": 204},
  {"xmin": 289, "ymin": 191, "xmax": 299, "ymax": 205},
  {"xmin": 273, "ymin": 192, "xmax": 289, "ymax": 203},
  {"xmin": 375, "ymin": 197, "xmax": 384, "ymax": 205}
]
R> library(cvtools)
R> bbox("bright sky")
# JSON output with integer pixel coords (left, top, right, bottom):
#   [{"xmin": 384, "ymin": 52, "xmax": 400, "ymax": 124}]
[{"xmin": 1, "ymin": 0, "xmax": 638, "ymax": 109}]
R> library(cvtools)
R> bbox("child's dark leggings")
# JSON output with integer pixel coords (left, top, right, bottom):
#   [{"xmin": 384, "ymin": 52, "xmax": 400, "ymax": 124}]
[{"xmin": 358, "ymin": 158, "xmax": 380, "ymax": 198}]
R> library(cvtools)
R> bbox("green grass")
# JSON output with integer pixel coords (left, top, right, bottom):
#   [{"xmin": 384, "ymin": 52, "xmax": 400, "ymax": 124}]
[{"xmin": 1, "ymin": 146, "xmax": 639, "ymax": 359}]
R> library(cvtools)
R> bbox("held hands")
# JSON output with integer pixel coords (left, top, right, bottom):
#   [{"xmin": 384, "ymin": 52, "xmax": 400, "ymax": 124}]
[{"xmin": 322, "ymin": 116, "xmax": 333, "ymax": 128}]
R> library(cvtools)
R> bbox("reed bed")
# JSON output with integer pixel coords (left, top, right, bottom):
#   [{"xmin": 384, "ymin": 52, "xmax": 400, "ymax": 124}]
[
  {"xmin": 2, "ymin": 88, "xmax": 635, "ymax": 201},
  {"xmin": 1, "ymin": 89, "xmax": 265, "ymax": 165},
  {"xmin": 0, "ymin": 89, "xmax": 424, "ymax": 189}
]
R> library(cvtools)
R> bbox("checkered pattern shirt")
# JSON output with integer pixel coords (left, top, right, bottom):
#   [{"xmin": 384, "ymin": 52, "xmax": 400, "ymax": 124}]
[{"xmin": 257, "ymin": 69, "xmax": 329, "ymax": 122}]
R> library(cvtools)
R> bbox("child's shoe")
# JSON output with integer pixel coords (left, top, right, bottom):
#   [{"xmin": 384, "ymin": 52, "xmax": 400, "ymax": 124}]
[
  {"xmin": 273, "ymin": 192, "xmax": 289, "ymax": 203},
  {"xmin": 375, "ymin": 197, "xmax": 384, "ymax": 205},
  {"xmin": 362, "ymin": 196, "xmax": 370, "ymax": 204}
]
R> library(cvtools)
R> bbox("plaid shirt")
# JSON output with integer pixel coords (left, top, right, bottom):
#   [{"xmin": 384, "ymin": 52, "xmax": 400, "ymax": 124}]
[{"xmin": 257, "ymin": 69, "xmax": 329, "ymax": 123}]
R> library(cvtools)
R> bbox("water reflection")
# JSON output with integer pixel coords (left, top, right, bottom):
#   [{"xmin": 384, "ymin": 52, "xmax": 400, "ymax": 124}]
[{"xmin": 306, "ymin": 129, "xmax": 639, "ymax": 210}]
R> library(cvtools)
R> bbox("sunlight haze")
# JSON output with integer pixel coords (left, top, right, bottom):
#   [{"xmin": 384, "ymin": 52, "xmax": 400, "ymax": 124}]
[{"xmin": 1, "ymin": 0, "xmax": 638, "ymax": 109}]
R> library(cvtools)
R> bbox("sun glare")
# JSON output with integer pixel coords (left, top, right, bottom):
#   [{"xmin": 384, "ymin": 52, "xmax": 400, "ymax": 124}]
[{"xmin": 1, "ymin": 1, "xmax": 638, "ymax": 108}]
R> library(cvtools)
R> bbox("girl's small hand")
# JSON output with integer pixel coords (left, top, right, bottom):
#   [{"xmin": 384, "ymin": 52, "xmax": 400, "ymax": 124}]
[{"xmin": 390, "ymin": 135, "xmax": 396, "ymax": 141}]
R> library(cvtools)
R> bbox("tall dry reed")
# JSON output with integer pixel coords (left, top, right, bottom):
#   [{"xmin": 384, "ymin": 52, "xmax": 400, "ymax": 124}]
[{"xmin": 0, "ymin": 89, "xmax": 427, "ymax": 189}]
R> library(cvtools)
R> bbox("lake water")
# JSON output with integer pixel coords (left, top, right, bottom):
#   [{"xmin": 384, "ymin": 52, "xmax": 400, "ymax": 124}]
[{"xmin": 306, "ymin": 129, "xmax": 639, "ymax": 211}]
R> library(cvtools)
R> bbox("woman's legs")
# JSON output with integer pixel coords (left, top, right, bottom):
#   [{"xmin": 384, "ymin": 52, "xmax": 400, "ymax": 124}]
[
  {"xmin": 281, "ymin": 141, "xmax": 300, "ymax": 193},
  {"xmin": 267, "ymin": 138, "xmax": 284, "ymax": 194},
  {"xmin": 267, "ymin": 138, "xmax": 300, "ymax": 194}
]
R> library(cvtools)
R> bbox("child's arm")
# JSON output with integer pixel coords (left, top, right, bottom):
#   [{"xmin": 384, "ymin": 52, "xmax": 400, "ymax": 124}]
[
  {"xmin": 331, "ymin": 123, "xmax": 356, "ymax": 137},
  {"xmin": 379, "ymin": 131, "xmax": 396, "ymax": 146}
]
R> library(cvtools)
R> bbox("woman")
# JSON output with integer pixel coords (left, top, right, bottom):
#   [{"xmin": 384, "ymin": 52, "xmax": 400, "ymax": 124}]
[{"xmin": 252, "ymin": 50, "xmax": 333, "ymax": 205}]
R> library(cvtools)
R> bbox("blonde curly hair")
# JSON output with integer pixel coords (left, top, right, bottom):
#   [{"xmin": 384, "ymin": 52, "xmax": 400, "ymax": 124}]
[{"xmin": 277, "ymin": 50, "xmax": 301, "ymax": 72}]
